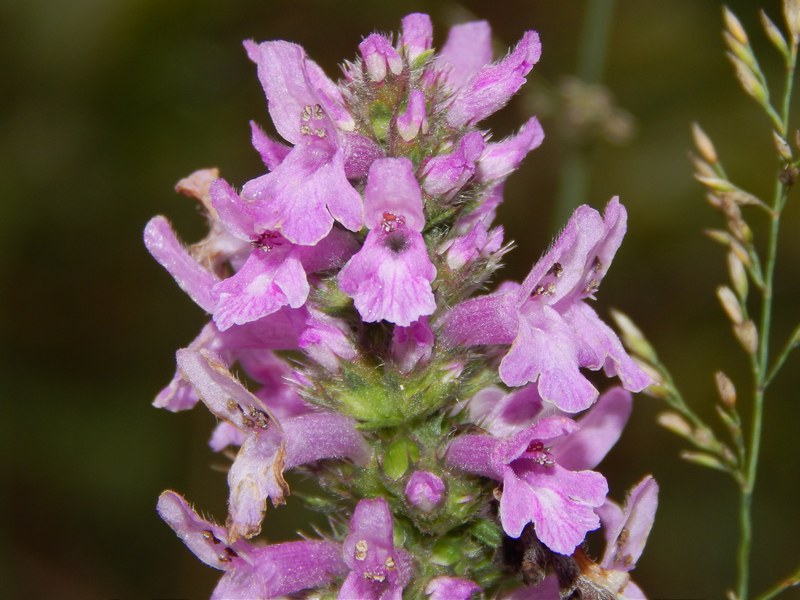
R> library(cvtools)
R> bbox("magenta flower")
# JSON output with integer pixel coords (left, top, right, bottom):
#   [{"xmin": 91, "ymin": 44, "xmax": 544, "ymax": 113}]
[
  {"xmin": 405, "ymin": 470, "xmax": 446, "ymax": 512},
  {"xmin": 391, "ymin": 317, "xmax": 434, "ymax": 373},
  {"xmin": 400, "ymin": 13, "xmax": 433, "ymax": 62},
  {"xmin": 445, "ymin": 30, "xmax": 542, "ymax": 127},
  {"xmin": 157, "ymin": 491, "xmax": 346, "ymax": 599},
  {"xmin": 360, "ymin": 34, "xmax": 403, "ymax": 82},
  {"xmin": 339, "ymin": 158, "xmax": 437, "ymax": 326},
  {"xmin": 448, "ymin": 387, "xmax": 633, "ymax": 554},
  {"xmin": 340, "ymin": 498, "xmax": 413, "ymax": 599},
  {"xmin": 442, "ymin": 198, "xmax": 650, "ymax": 412},
  {"xmin": 426, "ymin": 576, "xmax": 482, "ymax": 599},
  {"xmin": 595, "ymin": 476, "xmax": 659, "ymax": 597},
  {"xmin": 208, "ymin": 179, "xmax": 357, "ymax": 330},
  {"xmin": 435, "ymin": 21, "xmax": 493, "ymax": 91},
  {"xmin": 396, "ymin": 89, "xmax": 429, "ymax": 142},
  {"xmin": 239, "ymin": 40, "xmax": 367, "ymax": 245},
  {"xmin": 421, "ymin": 131, "xmax": 485, "ymax": 197},
  {"xmin": 176, "ymin": 349, "xmax": 370, "ymax": 540},
  {"xmin": 447, "ymin": 415, "xmax": 607, "ymax": 554}
]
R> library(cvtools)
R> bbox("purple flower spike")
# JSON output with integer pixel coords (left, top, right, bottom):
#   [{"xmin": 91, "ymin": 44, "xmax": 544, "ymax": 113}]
[
  {"xmin": 405, "ymin": 470, "xmax": 446, "ymax": 512},
  {"xmin": 436, "ymin": 21, "xmax": 493, "ymax": 91},
  {"xmin": 360, "ymin": 34, "xmax": 403, "ymax": 82},
  {"xmin": 397, "ymin": 89, "xmax": 429, "ymax": 142},
  {"xmin": 340, "ymin": 497, "xmax": 413, "ymax": 599},
  {"xmin": 426, "ymin": 576, "xmax": 482, "ymax": 600},
  {"xmin": 476, "ymin": 116, "xmax": 545, "ymax": 183},
  {"xmin": 400, "ymin": 13, "xmax": 433, "ymax": 62},
  {"xmin": 422, "ymin": 132, "xmax": 485, "ymax": 197},
  {"xmin": 447, "ymin": 30, "xmax": 541, "ymax": 127},
  {"xmin": 446, "ymin": 416, "xmax": 608, "ymax": 554},
  {"xmin": 340, "ymin": 158, "xmax": 437, "ymax": 325},
  {"xmin": 157, "ymin": 491, "xmax": 347, "ymax": 599}
]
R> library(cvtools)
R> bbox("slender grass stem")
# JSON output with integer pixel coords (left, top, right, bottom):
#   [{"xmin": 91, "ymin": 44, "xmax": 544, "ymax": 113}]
[
  {"xmin": 553, "ymin": 0, "xmax": 615, "ymax": 227},
  {"xmin": 735, "ymin": 36, "xmax": 797, "ymax": 600}
]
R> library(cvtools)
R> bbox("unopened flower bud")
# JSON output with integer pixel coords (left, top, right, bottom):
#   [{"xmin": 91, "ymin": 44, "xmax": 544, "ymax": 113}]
[
  {"xmin": 760, "ymin": 10, "xmax": 790, "ymax": 57},
  {"xmin": 724, "ymin": 7, "xmax": 749, "ymax": 44},
  {"xmin": 695, "ymin": 174, "xmax": 735, "ymax": 192},
  {"xmin": 359, "ymin": 34, "xmax": 403, "ymax": 82},
  {"xmin": 728, "ymin": 54, "xmax": 767, "ymax": 105},
  {"xmin": 714, "ymin": 371, "xmax": 737, "ymax": 408},
  {"xmin": 727, "ymin": 252, "xmax": 748, "ymax": 300},
  {"xmin": 784, "ymin": 0, "xmax": 800, "ymax": 42},
  {"xmin": 717, "ymin": 285, "xmax": 744, "ymax": 324},
  {"xmin": 734, "ymin": 320, "xmax": 759, "ymax": 355},
  {"xmin": 773, "ymin": 130, "xmax": 794, "ymax": 161},
  {"xmin": 405, "ymin": 470, "xmax": 446, "ymax": 512},
  {"xmin": 680, "ymin": 450, "xmax": 728, "ymax": 472},
  {"xmin": 692, "ymin": 123, "xmax": 719, "ymax": 164},
  {"xmin": 397, "ymin": 89, "xmax": 429, "ymax": 142},
  {"xmin": 610, "ymin": 309, "xmax": 658, "ymax": 362},
  {"xmin": 658, "ymin": 412, "xmax": 693, "ymax": 437}
]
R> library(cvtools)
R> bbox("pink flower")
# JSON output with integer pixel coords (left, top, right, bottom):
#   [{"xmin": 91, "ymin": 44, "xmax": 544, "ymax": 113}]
[{"xmin": 339, "ymin": 158, "xmax": 437, "ymax": 326}]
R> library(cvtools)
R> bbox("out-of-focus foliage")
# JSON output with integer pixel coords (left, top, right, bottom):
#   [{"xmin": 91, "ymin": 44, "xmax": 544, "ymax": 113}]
[{"xmin": 2, "ymin": 1, "xmax": 798, "ymax": 598}]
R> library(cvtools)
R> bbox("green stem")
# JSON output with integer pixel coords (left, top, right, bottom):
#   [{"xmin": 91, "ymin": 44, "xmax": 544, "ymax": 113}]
[
  {"xmin": 553, "ymin": 0, "xmax": 615, "ymax": 227},
  {"xmin": 736, "ymin": 38, "xmax": 797, "ymax": 600},
  {"xmin": 756, "ymin": 563, "xmax": 800, "ymax": 600},
  {"xmin": 764, "ymin": 322, "xmax": 800, "ymax": 386}
]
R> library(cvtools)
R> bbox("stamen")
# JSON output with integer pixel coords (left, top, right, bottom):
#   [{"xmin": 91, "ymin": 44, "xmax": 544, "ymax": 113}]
[
  {"xmin": 355, "ymin": 539, "xmax": 368, "ymax": 561},
  {"xmin": 381, "ymin": 212, "xmax": 405, "ymax": 233},
  {"xmin": 547, "ymin": 262, "xmax": 564, "ymax": 278},
  {"xmin": 592, "ymin": 256, "xmax": 603, "ymax": 273},
  {"xmin": 301, "ymin": 105, "xmax": 313, "ymax": 121},
  {"xmin": 202, "ymin": 530, "xmax": 221, "ymax": 545},
  {"xmin": 385, "ymin": 556, "xmax": 396, "ymax": 570}
]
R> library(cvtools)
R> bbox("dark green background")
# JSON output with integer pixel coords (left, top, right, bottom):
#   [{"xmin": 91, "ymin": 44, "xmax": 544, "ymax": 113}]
[{"xmin": 3, "ymin": 1, "xmax": 799, "ymax": 598}]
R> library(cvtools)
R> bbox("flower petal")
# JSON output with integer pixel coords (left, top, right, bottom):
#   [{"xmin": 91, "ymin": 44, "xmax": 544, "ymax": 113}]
[
  {"xmin": 144, "ymin": 216, "xmax": 218, "ymax": 312},
  {"xmin": 554, "ymin": 387, "xmax": 633, "ymax": 471},
  {"xmin": 437, "ymin": 21, "xmax": 493, "ymax": 91}
]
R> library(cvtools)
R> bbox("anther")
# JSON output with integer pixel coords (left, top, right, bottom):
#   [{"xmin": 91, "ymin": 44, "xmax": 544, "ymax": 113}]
[
  {"xmin": 548, "ymin": 262, "xmax": 564, "ymax": 278},
  {"xmin": 355, "ymin": 540, "xmax": 368, "ymax": 561},
  {"xmin": 385, "ymin": 556, "xmax": 396, "ymax": 570},
  {"xmin": 202, "ymin": 530, "xmax": 221, "ymax": 545},
  {"xmin": 301, "ymin": 105, "xmax": 313, "ymax": 121},
  {"xmin": 592, "ymin": 256, "xmax": 603, "ymax": 273}
]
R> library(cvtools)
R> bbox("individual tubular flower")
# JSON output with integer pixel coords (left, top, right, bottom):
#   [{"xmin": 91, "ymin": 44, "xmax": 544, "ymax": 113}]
[
  {"xmin": 157, "ymin": 491, "xmax": 346, "ymax": 599},
  {"xmin": 442, "ymin": 198, "xmax": 650, "ymax": 413},
  {"xmin": 390, "ymin": 317, "xmax": 434, "ymax": 373},
  {"xmin": 476, "ymin": 116, "xmax": 545, "ymax": 184},
  {"xmin": 339, "ymin": 158, "xmax": 436, "ymax": 326},
  {"xmin": 176, "ymin": 349, "xmax": 370, "ymax": 540},
  {"xmin": 421, "ymin": 132, "xmax": 485, "ymax": 197},
  {"xmin": 447, "ymin": 416, "xmax": 607, "ymax": 554},
  {"xmin": 400, "ymin": 13, "xmax": 433, "ymax": 62},
  {"xmin": 425, "ymin": 576, "xmax": 482, "ymax": 600},
  {"xmin": 595, "ymin": 476, "xmax": 659, "ymax": 598},
  {"xmin": 435, "ymin": 20, "xmax": 493, "ymax": 91},
  {"xmin": 340, "ymin": 498, "xmax": 413, "ymax": 599},
  {"xmin": 208, "ymin": 179, "xmax": 357, "ymax": 330},
  {"xmin": 446, "ymin": 30, "xmax": 542, "ymax": 127},
  {"xmin": 239, "ymin": 40, "xmax": 365, "ymax": 245},
  {"xmin": 404, "ymin": 470, "xmax": 446, "ymax": 512},
  {"xmin": 396, "ymin": 89, "xmax": 428, "ymax": 142},
  {"xmin": 360, "ymin": 34, "xmax": 403, "ymax": 82}
]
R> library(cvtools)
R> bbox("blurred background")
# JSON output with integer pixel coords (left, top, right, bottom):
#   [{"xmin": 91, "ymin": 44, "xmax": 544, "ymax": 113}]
[{"xmin": 3, "ymin": 0, "xmax": 799, "ymax": 598}]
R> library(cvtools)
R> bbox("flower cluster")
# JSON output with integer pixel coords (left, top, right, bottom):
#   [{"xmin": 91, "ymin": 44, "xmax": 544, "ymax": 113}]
[{"xmin": 147, "ymin": 13, "xmax": 657, "ymax": 598}]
